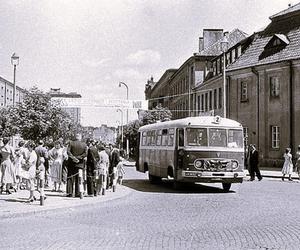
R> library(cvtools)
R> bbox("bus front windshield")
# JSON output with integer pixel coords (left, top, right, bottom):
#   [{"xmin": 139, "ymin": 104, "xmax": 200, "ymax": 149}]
[{"xmin": 186, "ymin": 128, "xmax": 243, "ymax": 148}]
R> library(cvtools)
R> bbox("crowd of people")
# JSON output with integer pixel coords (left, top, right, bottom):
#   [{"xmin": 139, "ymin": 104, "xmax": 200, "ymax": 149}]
[{"xmin": 0, "ymin": 133, "xmax": 125, "ymax": 202}]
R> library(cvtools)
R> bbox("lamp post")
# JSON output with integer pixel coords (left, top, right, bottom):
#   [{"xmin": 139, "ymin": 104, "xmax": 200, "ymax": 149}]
[
  {"xmin": 118, "ymin": 81, "xmax": 129, "ymax": 123},
  {"xmin": 119, "ymin": 81, "xmax": 129, "ymax": 157},
  {"xmin": 11, "ymin": 53, "xmax": 19, "ymax": 107},
  {"xmin": 117, "ymin": 109, "xmax": 124, "ymax": 148},
  {"xmin": 221, "ymin": 36, "xmax": 228, "ymax": 118}
]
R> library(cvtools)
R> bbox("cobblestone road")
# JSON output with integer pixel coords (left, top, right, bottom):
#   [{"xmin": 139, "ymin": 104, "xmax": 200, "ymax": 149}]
[{"xmin": 1, "ymin": 167, "xmax": 300, "ymax": 250}]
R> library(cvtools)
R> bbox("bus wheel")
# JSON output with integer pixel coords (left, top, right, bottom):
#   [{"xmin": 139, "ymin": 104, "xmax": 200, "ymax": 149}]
[
  {"xmin": 149, "ymin": 174, "xmax": 161, "ymax": 184},
  {"xmin": 222, "ymin": 183, "xmax": 231, "ymax": 192}
]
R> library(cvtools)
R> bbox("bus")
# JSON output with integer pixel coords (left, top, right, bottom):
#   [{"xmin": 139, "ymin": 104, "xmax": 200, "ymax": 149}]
[{"xmin": 135, "ymin": 116, "xmax": 245, "ymax": 191}]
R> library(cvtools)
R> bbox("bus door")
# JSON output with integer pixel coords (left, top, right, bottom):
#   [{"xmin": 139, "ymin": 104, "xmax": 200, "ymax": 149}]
[{"xmin": 174, "ymin": 128, "xmax": 184, "ymax": 177}]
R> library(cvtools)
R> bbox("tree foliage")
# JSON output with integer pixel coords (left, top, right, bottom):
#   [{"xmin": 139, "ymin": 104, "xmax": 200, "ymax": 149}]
[
  {"xmin": 0, "ymin": 86, "xmax": 80, "ymax": 142},
  {"xmin": 119, "ymin": 104, "xmax": 172, "ymax": 158}
]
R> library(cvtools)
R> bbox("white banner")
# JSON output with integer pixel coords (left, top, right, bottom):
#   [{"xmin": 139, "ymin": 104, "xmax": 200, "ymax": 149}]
[{"xmin": 51, "ymin": 97, "xmax": 148, "ymax": 109}]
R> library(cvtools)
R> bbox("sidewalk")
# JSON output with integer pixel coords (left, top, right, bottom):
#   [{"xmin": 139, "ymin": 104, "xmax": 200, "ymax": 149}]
[
  {"xmin": 0, "ymin": 185, "xmax": 131, "ymax": 219},
  {"xmin": 246, "ymin": 169, "xmax": 299, "ymax": 180}
]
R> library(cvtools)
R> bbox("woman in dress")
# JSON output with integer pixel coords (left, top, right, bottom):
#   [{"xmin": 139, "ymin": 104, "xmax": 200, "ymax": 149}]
[
  {"xmin": 48, "ymin": 140, "xmax": 68, "ymax": 192},
  {"xmin": 25, "ymin": 141, "xmax": 38, "ymax": 202},
  {"xmin": 0, "ymin": 137, "xmax": 16, "ymax": 194},
  {"xmin": 282, "ymin": 147, "xmax": 293, "ymax": 181}
]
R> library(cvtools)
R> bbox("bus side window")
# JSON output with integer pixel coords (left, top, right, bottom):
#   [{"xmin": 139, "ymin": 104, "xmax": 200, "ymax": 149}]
[{"xmin": 178, "ymin": 128, "xmax": 184, "ymax": 147}]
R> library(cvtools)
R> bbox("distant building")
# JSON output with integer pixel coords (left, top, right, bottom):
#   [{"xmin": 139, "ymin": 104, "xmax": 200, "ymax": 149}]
[
  {"xmin": 0, "ymin": 76, "xmax": 26, "ymax": 107},
  {"xmin": 48, "ymin": 88, "xmax": 82, "ymax": 124},
  {"xmin": 82, "ymin": 125, "xmax": 116, "ymax": 144},
  {"xmin": 93, "ymin": 125, "xmax": 116, "ymax": 144}
]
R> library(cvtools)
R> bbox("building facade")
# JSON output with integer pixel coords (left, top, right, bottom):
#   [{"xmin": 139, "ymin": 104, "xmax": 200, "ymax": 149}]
[
  {"xmin": 48, "ymin": 88, "xmax": 82, "ymax": 124},
  {"xmin": 0, "ymin": 76, "xmax": 26, "ymax": 107},
  {"xmin": 145, "ymin": 28, "xmax": 247, "ymax": 120},
  {"xmin": 144, "ymin": 2, "xmax": 300, "ymax": 168},
  {"xmin": 226, "ymin": 3, "xmax": 300, "ymax": 167}
]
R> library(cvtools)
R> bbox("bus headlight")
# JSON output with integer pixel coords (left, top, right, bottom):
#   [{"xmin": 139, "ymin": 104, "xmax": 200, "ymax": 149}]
[
  {"xmin": 231, "ymin": 160, "xmax": 239, "ymax": 170},
  {"xmin": 194, "ymin": 160, "xmax": 203, "ymax": 169}
]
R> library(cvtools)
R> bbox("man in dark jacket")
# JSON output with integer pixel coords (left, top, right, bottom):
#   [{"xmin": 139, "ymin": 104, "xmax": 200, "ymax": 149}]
[
  {"xmin": 66, "ymin": 133, "xmax": 87, "ymax": 197},
  {"xmin": 86, "ymin": 139, "xmax": 99, "ymax": 196},
  {"xmin": 108, "ymin": 146, "xmax": 120, "ymax": 188},
  {"xmin": 249, "ymin": 144, "xmax": 262, "ymax": 181}
]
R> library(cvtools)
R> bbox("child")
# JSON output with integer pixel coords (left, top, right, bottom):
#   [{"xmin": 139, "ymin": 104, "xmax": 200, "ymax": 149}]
[
  {"xmin": 36, "ymin": 157, "xmax": 47, "ymax": 200},
  {"xmin": 116, "ymin": 161, "xmax": 125, "ymax": 185}
]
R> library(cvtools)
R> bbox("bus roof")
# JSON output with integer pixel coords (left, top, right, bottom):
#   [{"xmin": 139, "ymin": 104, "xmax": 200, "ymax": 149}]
[{"xmin": 139, "ymin": 116, "xmax": 243, "ymax": 132}]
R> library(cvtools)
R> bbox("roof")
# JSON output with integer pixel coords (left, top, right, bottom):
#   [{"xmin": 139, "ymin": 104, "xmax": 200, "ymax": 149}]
[
  {"xmin": 270, "ymin": 2, "xmax": 300, "ymax": 20},
  {"xmin": 199, "ymin": 29, "xmax": 248, "ymax": 56},
  {"xmin": 139, "ymin": 116, "xmax": 242, "ymax": 132},
  {"xmin": 227, "ymin": 27, "xmax": 300, "ymax": 71}
]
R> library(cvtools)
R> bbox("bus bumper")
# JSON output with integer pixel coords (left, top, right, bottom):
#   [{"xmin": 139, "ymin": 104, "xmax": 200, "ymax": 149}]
[{"xmin": 179, "ymin": 170, "xmax": 245, "ymax": 183}]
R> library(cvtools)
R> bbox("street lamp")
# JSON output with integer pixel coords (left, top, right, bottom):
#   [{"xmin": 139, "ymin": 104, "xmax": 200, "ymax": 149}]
[
  {"xmin": 11, "ymin": 53, "xmax": 19, "ymax": 106},
  {"xmin": 118, "ymin": 81, "xmax": 129, "ymax": 123},
  {"xmin": 220, "ymin": 36, "xmax": 228, "ymax": 118},
  {"xmin": 117, "ymin": 109, "xmax": 124, "ymax": 148},
  {"xmin": 119, "ymin": 81, "xmax": 129, "ymax": 157}
]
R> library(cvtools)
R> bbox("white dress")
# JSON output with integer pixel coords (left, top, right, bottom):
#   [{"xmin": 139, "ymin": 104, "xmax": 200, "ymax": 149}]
[
  {"xmin": 282, "ymin": 153, "xmax": 293, "ymax": 175},
  {"xmin": 49, "ymin": 147, "xmax": 67, "ymax": 183}
]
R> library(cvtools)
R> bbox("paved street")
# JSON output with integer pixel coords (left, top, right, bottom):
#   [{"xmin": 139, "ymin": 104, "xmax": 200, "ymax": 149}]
[{"xmin": 1, "ymin": 166, "xmax": 300, "ymax": 250}]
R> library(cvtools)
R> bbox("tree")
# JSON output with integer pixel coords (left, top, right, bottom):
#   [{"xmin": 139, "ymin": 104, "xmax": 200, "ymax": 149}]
[
  {"xmin": 120, "ymin": 105, "xmax": 172, "ymax": 159},
  {"xmin": 0, "ymin": 86, "xmax": 80, "ymax": 142},
  {"xmin": 141, "ymin": 104, "xmax": 172, "ymax": 125}
]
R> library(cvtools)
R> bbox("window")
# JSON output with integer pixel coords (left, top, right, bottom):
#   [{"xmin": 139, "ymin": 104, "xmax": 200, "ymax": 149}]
[
  {"xmin": 218, "ymin": 88, "xmax": 222, "ymax": 109},
  {"xmin": 271, "ymin": 126, "xmax": 280, "ymax": 149},
  {"xmin": 243, "ymin": 127, "xmax": 249, "ymax": 147},
  {"xmin": 213, "ymin": 61, "xmax": 217, "ymax": 76},
  {"xmin": 161, "ymin": 129, "xmax": 168, "ymax": 146},
  {"xmin": 201, "ymin": 94, "xmax": 204, "ymax": 112},
  {"xmin": 270, "ymin": 76, "xmax": 280, "ymax": 97},
  {"xmin": 156, "ymin": 130, "xmax": 162, "ymax": 146},
  {"xmin": 168, "ymin": 128, "xmax": 174, "ymax": 146},
  {"xmin": 231, "ymin": 49, "xmax": 236, "ymax": 62},
  {"xmin": 213, "ymin": 89, "xmax": 217, "ymax": 110},
  {"xmin": 228, "ymin": 129, "xmax": 244, "ymax": 148},
  {"xmin": 187, "ymin": 128, "xmax": 208, "ymax": 146},
  {"xmin": 205, "ymin": 93, "xmax": 208, "ymax": 111},
  {"xmin": 237, "ymin": 46, "xmax": 242, "ymax": 57},
  {"xmin": 178, "ymin": 129, "xmax": 184, "ymax": 146},
  {"xmin": 142, "ymin": 132, "xmax": 147, "ymax": 146},
  {"xmin": 241, "ymin": 81, "xmax": 248, "ymax": 102},
  {"xmin": 209, "ymin": 91, "xmax": 212, "ymax": 110},
  {"xmin": 209, "ymin": 128, "xmax": 227, "ymax": 147},
  {"xmin": 197, "ymin": 95, "xmax": 200, "ymax": 112}
]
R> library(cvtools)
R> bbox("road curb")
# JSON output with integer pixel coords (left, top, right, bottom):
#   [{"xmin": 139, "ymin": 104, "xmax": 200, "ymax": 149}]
[{"xmin": 0, "ymin": 185, "xmax": 132, "ymax": 219}]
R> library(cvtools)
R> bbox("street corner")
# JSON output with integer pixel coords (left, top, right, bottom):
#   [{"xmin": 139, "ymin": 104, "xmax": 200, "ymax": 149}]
[{"xmin": 0, "ymin": 184, "xmax": 132, "ymax": 219}]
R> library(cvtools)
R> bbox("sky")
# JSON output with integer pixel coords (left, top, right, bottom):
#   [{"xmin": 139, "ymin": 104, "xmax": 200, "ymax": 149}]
[{"xmin": 0, "ymin": 0, "xmax": 296, "ymax": 127}]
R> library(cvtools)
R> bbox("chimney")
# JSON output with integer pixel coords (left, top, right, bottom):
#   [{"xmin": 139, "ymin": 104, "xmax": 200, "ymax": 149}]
[
  {"xmin": 199, "ymin": 37, "xmax": 204, "ymax": 52},
  {"xmin": 203, "ymin": 29, "xmax": 224, "ymax": 49}
]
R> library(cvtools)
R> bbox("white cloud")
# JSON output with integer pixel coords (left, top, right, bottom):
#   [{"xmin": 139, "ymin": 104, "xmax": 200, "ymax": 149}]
[
  {"xmin": 82, "ymin": 58, "xmax": 111, "ymax": 68},
  {"xmin": 114, "ymin": 68, "xmax": 144, "ymax": 80},
  {"xmin": 126, "ymin": 49, "xmax": 161, "ymax": 66}
]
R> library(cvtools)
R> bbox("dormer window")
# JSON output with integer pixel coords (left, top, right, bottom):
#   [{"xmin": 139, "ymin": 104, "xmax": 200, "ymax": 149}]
[{"xmin": 259, "ymin": 34, "xmax": 289, "ymax": 60}]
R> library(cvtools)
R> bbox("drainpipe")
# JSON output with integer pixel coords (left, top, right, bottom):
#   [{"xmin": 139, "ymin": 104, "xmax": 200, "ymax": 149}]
[
  {"xmin": 289, "ymin": 61, "xmax": 294, "ymax": 154},
  {"xmin": 251, "ymin": 67, "xmax": 259, "ymax": 150}
]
